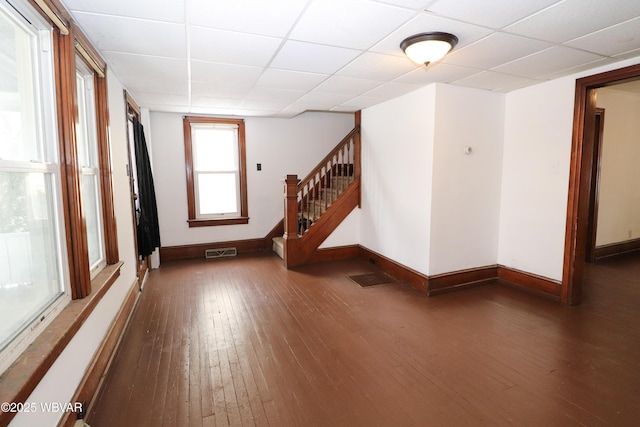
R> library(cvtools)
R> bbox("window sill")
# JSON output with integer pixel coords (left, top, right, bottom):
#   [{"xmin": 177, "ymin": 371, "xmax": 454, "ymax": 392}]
[
  {"xmin": 188, "ymin": 217, "xmax": 249, "ymax": 227},
  {"xmin": 0, "ymin": 261, "xmax": 124, "ymax": 426}
]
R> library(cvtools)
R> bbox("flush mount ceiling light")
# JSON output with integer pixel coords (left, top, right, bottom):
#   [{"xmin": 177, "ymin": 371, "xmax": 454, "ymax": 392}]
[{"xmin": 400, "ymin": 32, "xmax": 458, "ymax": 66}]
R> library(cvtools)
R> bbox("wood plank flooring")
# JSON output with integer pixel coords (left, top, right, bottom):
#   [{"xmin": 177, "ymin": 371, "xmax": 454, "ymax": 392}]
[{"xmin": 87, "ymin": 252, "xmax": 640, "ymax": 426}]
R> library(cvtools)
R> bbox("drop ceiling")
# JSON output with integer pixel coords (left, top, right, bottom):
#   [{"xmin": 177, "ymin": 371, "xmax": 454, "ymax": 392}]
[{"xmin": 60, "ymin": 0, "xmax": 640, "ymax": 117}]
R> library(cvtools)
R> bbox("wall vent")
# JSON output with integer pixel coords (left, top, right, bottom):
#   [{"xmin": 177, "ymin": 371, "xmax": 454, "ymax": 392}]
[{"xmin": 205, "ymin": 247, "xmax": 237, "ymax": 259}]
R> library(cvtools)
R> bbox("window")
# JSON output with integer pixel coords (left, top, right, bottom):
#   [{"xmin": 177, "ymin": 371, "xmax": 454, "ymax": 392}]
[
  {"xmin": 0, "ymin": 0, "xmax": 70, "ymax": 371},
  {"xmin": 183, "ymin": 116, "xmax": 248, "ymax": 227},
  {"xmin": 75, "ymin": 57, "xmax": 105, "ymax": 276}
]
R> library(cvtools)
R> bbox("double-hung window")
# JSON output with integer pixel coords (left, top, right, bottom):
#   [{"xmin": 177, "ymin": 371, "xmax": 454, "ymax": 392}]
[
  {"xmin": 183, "ymin": 116, "xmax": 248, "ymax": 227},
  {"xmin": 75, "ymin": 57, "xmax": 105, "ymax": 276},
  {"xmin": 0, "ymin": 0, "xmax": 69, "ymax": 371}
]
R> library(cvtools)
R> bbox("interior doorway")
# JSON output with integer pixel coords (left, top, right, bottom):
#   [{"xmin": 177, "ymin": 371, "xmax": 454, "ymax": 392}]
[
  {"xmin": 563, "ymin": 63, "xmax": 640, "ymax": 305},
  {"xmin": 125, "ymin": 91, "xmax": 149, "ymax": 290}
]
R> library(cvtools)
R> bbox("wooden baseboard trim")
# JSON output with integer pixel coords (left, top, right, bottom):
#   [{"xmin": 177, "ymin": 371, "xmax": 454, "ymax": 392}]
[
  {"xmin": 497, "ymin": 265, "xmax": 562, "ymax": 301},
  {"xmin": 307, "ymin": 245, "xmax": 360, "ymax": 264},
  {"xmin": 357, "ymin": 246, "xmax": 429, "ymax": 293},
  {"xmin": 160, "ymin": 220, "xmax": 287, "ymax": 262},
  {"xmin": 60, "ymin": 278, "xmax": 140, "ymax": 427},
  {"xmin": 594, "ymin": 238, "xmax": 640, "ymax": 260},
  {"xmin": 160, "ymin": 238, "xmax": 267, "ymax": 261},
  {"xmin": 428, "ymin": 265, "xmax": 498, "ymax": 296}
]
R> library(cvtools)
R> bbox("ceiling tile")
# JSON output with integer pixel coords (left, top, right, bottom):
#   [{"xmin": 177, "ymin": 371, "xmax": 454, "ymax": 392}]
[
  {"xmin": 278, "ymin": 104, "xmax": 312, "ymax": 117},
  {"xmin": 191, "ymin": 61, "xmax": 264, "ymax": 88},
  {"xmin": 233, "ymin": 107, "xmax": 283, "ymax": 117},
  {"xmin": 61, "ymin": 0, "xmax": 185, "ymax": 23},
  {"xmin": 63, "ymin": 0, "xmax": 640, "ymax": 117},
  {"xmin": 133, "ymin": 93, "xmax": 189, "ymax": 108},
  {"xmin": 394, "ymin": 62, "xmax": 481, "ymax": 84},
  {"xmin": 370, "ymin": 12, "xmax": 494, "ymax": 57},
  {"xmin": 442, "ymin": 32, "xmax": 553, "ymax": 69},
  {"xmin": 255, "ymin": 69, "xmax": 328, "ymax": 91},
  {"xmin": 542, "ymin": 57, "xmax": 618, "ymax": 80},
  {"xmin": 564, "ymin": 17, "xmax": 640, "ymax": 57},
  {"xmin": 492, "ymin": 46, "xmax": 605, "ymax": 79},
  {"xmin": 191, "ymin": 96, "xmax": 241, "ymax": 109},
  {"xmin": 505, "ymin": 0, "xmax": 640, "ymax": 43},
  {"xmin": 373, "ymin": 0, "xmax": 433, "ymax": 10},
  {"xmin": 614, "ymin": 48, "xmax": 640, "ymax": 60},
  {"xmin": 118, "ymin": 76, "xmax": 188, "ymax": 96},
  {"xmin": 426, "ymin": 0, "xmax": 560, "ymax": 29},
  {"xmin": 494, "ymin": 78, "xmax": 546, "ymax": 92},
  {"xmin": 452, "ymin": 71, "xmax": 535, "ymax": 91},
  {"xmin": 102, "ymin": 52, "xmax": 187, "ymax": 80},
  {"xmin": 244, "ymin": 87, "xmax": 305, "ymax": 102},
  {"xmin": 364, "ymin": 81, "xmax": 421, "ymax": 98},
  {"xmin": 270, "ymin": 41, "xmax": 362, "ymax": 74},
  {"xmin": 314, "ymin": 76, "xmax": 384, "ymax": 95},
  {"xmin": 190, "ymin": 27, "xmax": 282, "ymax": 67},
  {"xmin": 189, "ymin": 0, "xmax": 309, "ymax": 37},
  {"xmin": 339, "ymin": 95, "xmax": 388, "ymax": 109},
  {"xmin": 337, "ymin": 52, "xmax": 417, "ymax": 81},
  {"xmin": 238, "ymin": 99, "xmax": 292, "ymax": 111},
  {"xmin": 290, "ymin": 0, "xmax": 414, "ymax": 50},
  {"xmin": 190, "ymin": 105, "xmax": 238, "ymax": 116},
  {"xmin": 71, "ymin": 12, "xmax": 185, "ymax": 58},
  {"xmin": 295, "ymin": 91, "xmax": 355, "ymax": 106},
  {"xmin": 191, "ymin": 81, "xmax": 253, "ymax": 99}
]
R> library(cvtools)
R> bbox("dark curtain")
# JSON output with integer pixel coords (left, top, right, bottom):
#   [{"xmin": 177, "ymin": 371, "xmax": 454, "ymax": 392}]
[{"xmin": 133, "ymin": 117, "xmax": 161, "ymax": 257}]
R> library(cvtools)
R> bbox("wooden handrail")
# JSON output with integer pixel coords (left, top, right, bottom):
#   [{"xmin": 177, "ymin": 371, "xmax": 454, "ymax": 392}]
[
  {"xmin": 283, "ymin": 124, "xmax": 361, "ymax": 267},
  {"xmin": 297, "ymin": 125, "xmax": 360, "ymax": 192}
]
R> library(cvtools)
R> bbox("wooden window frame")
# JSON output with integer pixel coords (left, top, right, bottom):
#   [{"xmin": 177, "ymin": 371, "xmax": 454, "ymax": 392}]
[
  {"xmin": 183, "ymin": 116, "xmax": 249, "ymax": 227},
  {"xmin": 0, "ymin": 0, "xmax": 122, "ymax": 422},
  {"xmin": 58, "ymin": 26, "xmax": 119, "ymax": 299}
]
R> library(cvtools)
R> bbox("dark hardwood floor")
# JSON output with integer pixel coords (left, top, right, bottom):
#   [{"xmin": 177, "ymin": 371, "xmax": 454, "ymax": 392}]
[{"xmin": 87, "ymin": 252, "xmax": 640, "ymax": 427}]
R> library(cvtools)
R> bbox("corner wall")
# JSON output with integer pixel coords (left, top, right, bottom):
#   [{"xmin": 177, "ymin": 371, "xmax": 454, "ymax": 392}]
[
  {"xmin": 429, "ymin": 84, "xmax": 504, "ymax": 275},
  {"xmin": 360, "ymin": 85, "xmax": 437, "ymax": 274}
]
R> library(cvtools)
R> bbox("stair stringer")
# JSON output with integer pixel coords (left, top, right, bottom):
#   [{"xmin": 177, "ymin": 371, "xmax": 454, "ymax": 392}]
[{"xmin": 284, "ymin": 180, "xmax": 360, "ymax": 268}]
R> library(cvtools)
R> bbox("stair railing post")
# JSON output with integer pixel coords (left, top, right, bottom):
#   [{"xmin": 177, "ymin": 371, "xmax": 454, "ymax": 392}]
[
  {"xmin": 284, "ymin": 174, "xmax": 299, "ymax": 239},
  {"xmin": 283, "ymin": 174, "xmax": 300, "ymax": 267}
]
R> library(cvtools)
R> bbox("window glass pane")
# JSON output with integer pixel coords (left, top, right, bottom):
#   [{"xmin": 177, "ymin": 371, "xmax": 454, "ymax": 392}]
[
  {"xmin": 75, "ymin": 73, "xmax": 90, "ymax": 167},
  {"xmin": 81, "ymin": 173, "xmax": 103, "ymax": 268},
  {"xmin": 76, "ymin": 61, "xmax": 104, "ymax": 272},
  {"xmin": 193, "ymin": 127, "xmax": 238, "ymax": 171},
  {"xmin": 0, "ymin": 171, "xmax": 64, "ymax": 350},
  {"xmin": 197, "ymin": 172, "xmax": 239, "ymax": 215},
  {"xmin": 0, "ymin": 11, "xmax": 41, "ymax": 161}
]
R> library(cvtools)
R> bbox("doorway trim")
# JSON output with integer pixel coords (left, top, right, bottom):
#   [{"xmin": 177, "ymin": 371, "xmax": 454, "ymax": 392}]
[
  {"xmin": 584, "ymin": 107, "xmax": 605, "ymax": 263},
  {"xmin": 562, "ymin": 62, "xmax": 640, "ymax": 305}
]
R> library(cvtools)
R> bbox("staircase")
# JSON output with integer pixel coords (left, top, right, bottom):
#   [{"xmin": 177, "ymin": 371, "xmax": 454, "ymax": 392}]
[{"xmin": 274, "ymin": 124, "xmax": 361, "ymax": 268}]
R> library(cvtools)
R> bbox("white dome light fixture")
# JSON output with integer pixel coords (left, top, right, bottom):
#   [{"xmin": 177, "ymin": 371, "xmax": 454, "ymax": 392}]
[{"xmin": 400, "ymin": 32, "xmax": 458, "ymax": 66}]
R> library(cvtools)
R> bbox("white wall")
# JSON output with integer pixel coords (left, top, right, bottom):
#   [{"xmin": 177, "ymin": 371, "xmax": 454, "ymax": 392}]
[
  {"xmin": 359, "ymin": 83, "xmax": 504, "ymax": 276},
  {"xmin": 360, "ymin": 85, "xmax": 436, "ymax": 274},
  {"xmin": 595, "ymin": 88, "xmax": 640, "ymax": 245},
  {"xmin": 149, "ymin": 111, "xmax": 354, "ymax": 247},
  {"xmin": 498, "ymin": 56, "xmax": 640, "ymax": 281},
  {"xmin": 11, "ymin": 70, "xmax": 139, "ymax": 426},
  {"xmin": 498, "ymin": 77, "xmax": 575, "ymax": 280},
  {"xmin": 429, "ymin": 84, "xmax": 504, "ymax": 275}
]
